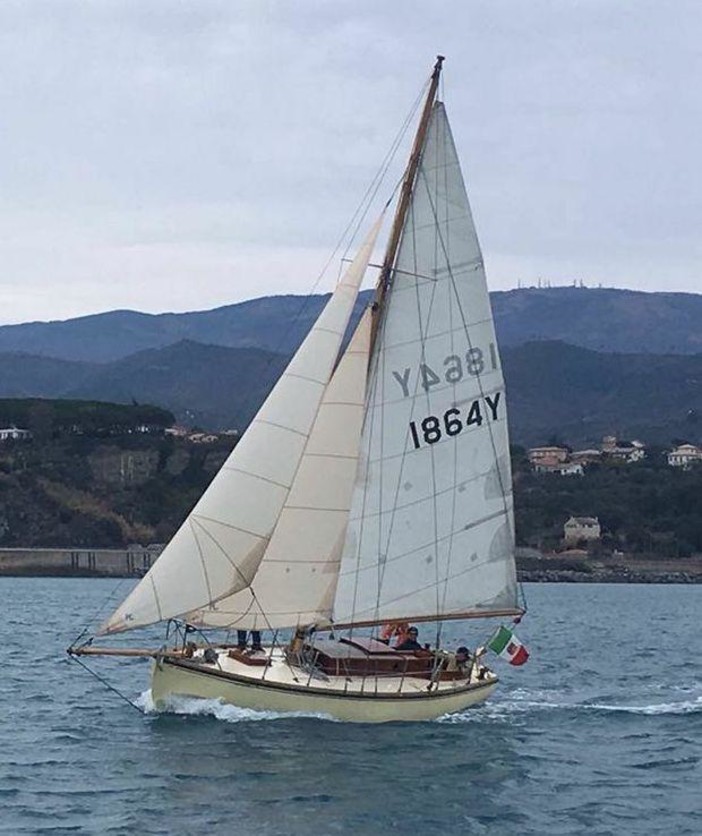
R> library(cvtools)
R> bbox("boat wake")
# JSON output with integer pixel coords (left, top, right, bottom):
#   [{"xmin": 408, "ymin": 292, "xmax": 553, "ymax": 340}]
[
  {"xmin": 136, "ymin": 690, "xmax": 337, "ymax": 723},
  {"xmin": 439, "ymin": 688, "xmax": 702, "ymax": 722}
]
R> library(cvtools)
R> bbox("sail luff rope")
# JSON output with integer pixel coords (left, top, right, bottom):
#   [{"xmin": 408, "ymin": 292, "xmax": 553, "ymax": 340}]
[
  {"xmin": 425, "ymin": 109, "xmax": 444, "ymax": 645},
  {"xmin": 437, "ymin": 99, "xmax": 458, "ymax": 650}
]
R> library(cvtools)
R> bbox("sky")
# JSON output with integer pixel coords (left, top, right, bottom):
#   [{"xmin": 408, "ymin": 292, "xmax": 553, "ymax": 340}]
[{"xmin": 1, "ymin": 0, "xmax": 700, "ymax": 325}]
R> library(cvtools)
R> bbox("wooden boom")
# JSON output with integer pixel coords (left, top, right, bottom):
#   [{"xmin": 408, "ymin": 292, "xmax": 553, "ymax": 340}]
[{"xmin": 68, "ymin": 645, "xmax": 185, "ymax": 659}]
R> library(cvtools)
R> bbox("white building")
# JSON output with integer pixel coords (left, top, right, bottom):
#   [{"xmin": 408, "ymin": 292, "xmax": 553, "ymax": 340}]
[
  {"xmin": 0, "ymin": 427, "xmax": 31, "ymax": 442},
  {"xmin": 667, "ymin": 444, "xmax": 702, "ymax": 469},
  {"xmin": 534, "ymin": 462, "xmax": 584, "ymax": 476},
  {"xmin": 528, "ymin": 446, "xmax": 570, "ymax": 467},
  {"xmin": 563, "ymin": 516, "xmax": 601, "ymax": 545}
]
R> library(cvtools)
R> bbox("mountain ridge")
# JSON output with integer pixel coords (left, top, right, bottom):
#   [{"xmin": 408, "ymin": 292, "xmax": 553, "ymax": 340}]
[
  {"xmin": 1, "ymin": 338, "xmax": 700, "ymax": 447},
  {"xmin": 1, "ymin": 286, "xmax": 701, "ymax": 362}
]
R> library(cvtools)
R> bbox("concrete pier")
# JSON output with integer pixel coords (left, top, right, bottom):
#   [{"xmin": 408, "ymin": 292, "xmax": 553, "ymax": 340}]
[{"xmin": 0, "ymin": 546, "xmax": 163, "ymax": 578}]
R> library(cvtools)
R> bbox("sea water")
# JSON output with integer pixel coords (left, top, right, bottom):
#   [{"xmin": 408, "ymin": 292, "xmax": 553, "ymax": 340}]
[{"xmin": 1, "ymin": 578, "xmax": 700, "ymax": 835}]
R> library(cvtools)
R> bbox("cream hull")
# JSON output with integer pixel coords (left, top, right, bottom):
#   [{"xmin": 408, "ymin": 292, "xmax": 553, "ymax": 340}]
[{"xmin": 151, "ymin": 647, "xmax": 498, "ymax": 723}]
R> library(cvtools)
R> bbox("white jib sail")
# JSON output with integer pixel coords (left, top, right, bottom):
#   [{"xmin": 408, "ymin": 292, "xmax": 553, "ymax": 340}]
[
  {"xmin": 186, "ymin": 307, "xmax": 372, "ymax": 631},
  {"xmin": 333, "ymin": 102, "xmax": 518, "ymax": 627},
  {"xmin": 99, "ymin": 219, "xmax": 383, "ymax": 635}
]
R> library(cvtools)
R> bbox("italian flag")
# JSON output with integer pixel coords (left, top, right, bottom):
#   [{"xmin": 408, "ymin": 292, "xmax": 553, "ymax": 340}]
[{"xmin": 487, "ymin": 626, "xmax": 529, "ymax": 666}]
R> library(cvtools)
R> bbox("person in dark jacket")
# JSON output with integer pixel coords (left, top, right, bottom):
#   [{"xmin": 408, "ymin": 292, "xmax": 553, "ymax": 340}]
[
  {"xmin": 395, "ymin": 626, "xmax": 422, "ymax": 651},
  {"xmin": 237, "ymin": 630, "xmax": 263, "ymax": 652}
]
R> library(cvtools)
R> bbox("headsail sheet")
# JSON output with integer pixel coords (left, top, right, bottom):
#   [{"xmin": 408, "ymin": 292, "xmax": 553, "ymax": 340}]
[
  {"xmin": 332, "ymin": 102, "xmax": 519, "ymax": 627},
  {"xmin": 99, "ymin": 219, "xmax": 382, "ymax": 635},
  {"xmin": 187, "ymin": 307, "xmax": 372, "ymax": 630}
]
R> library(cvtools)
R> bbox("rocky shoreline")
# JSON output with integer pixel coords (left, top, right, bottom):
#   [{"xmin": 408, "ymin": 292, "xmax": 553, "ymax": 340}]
[{"xmin": 518, "ymin": 569, "xmax": 702, "ymax": 584}]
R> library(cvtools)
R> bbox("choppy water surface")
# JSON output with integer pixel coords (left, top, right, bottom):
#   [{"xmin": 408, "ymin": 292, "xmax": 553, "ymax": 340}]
[{"xmin": 1, "ymin": 579, "xmax": 700, "ymax": 835}]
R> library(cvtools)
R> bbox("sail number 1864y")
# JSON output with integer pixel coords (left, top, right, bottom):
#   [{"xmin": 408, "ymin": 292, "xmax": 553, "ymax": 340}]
[{"xmin": 409, "ymin": 393, "xmax": 501, "ymax": 449}]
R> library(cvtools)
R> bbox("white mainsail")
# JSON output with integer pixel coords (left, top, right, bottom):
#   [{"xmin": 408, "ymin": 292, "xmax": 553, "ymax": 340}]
[
  {"xmin": 99, "ymin": 219, "xmax": 382, "ymax": 635},
  {"xmin": 332, "ymin": 102, "xmax": 519, "ymax": 627},
  {"xmin": 187, "ymin": 307, "xmax": 372, "ymax": 630}
]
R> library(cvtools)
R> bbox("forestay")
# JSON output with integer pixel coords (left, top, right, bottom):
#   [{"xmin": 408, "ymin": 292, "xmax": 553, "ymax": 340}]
[
  {"xmin": 332, "ymin": 102, "xmax": 519, "ymax": 627},
  {"xmin": 99, "ymin": 219, "xmax": 382, "ymax": 635}
]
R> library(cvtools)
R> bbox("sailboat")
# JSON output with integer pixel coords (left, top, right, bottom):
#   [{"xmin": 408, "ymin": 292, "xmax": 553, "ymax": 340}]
[{"xmin": 70, "ymin": 57, "xmax": 525, "ymax": 723}]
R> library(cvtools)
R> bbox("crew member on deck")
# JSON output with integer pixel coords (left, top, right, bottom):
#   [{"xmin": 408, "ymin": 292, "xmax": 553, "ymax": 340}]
[
  {"xmin": 237, "ymin": 630, "xmax": 263, "ymax": 652},
  {"xmin": 395, "ymin": 626, "xmax": 422, "ymax": 651},
  {"xmin": 379, "ymin": 622, "xmax": 409, "ymax": 646}
]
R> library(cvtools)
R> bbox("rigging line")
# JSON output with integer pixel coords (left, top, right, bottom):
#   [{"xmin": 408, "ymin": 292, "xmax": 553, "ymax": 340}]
[
  {"xmin": 369, "ymin": 140, "xmax": 445, "ymax": 629},
  {"xmin": 67, "ymin": 653, "xmax": 145, "ymax": 715},
  {"xmin": 337, "ymin": 80, "xmax": 429, "ymax": 273},
  {"xmin": 425, "ymin": 110, "xmax": 444, "ymax": 638},
  {"xmin": 227, "ymin": 81, "xmax": 427, "ymax": 434},
  {"xmin": 519, "ymin": 580, "xmax": 529, "ymax": 615},
  {"xmin": 69, "ymin": 575, "xmax": 133, "ymax": 646}
]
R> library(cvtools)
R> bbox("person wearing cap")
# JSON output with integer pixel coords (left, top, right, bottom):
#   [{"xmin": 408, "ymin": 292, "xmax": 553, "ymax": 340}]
[{"xmin": 395, "ymin": 626, "xmax": 422, "ymax": 651}]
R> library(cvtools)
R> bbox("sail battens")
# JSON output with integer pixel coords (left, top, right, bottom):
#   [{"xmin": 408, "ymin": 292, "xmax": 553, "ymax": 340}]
[
  {"xmin": 218, "ymin": 466, "xmax": 291, "ymax": 490},
  {"xmin": 254, "ymin": 419, "xmax": 309, "ymax": 439},
  {"xmin": 374, "ymin": 316, "xmax": 498, "ymax": 349},
  {"xmin": 190, "ymin": 514, "xmax": 271, "ymax": 544},
  {"xmin": 303, "ymin": 451, "xmax": 358, "ymax": 461},
  {"xmin": 284, "ymin": 371, "xmax": 328, "ymax": 386},
  {"xmin": 253, "ymin": 557, "xmax": 341, "ymax": 565},
  {"xmin": 431, "ymin": 257, "xmax": 482, "ymax": 277}
]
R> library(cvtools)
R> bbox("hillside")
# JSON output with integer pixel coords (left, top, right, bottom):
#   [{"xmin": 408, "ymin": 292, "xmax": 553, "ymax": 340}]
[
  {"xmin": 67, "ymin": 340, "xmax": 288, "ymax": 431},
  {"xmin": 1, "ymin": 419, "xmax": 699, "ymax": 556},
  {"xmin": 1, "ymin": 286, "xmax": 701, "ymax": 362},
  {"xmin": 503, "ymin": 341, "xmax": 702, "ymax": 445},
  {"xmin": 0, "ymin": 340, "xmax": 700, "ymax": 446}
]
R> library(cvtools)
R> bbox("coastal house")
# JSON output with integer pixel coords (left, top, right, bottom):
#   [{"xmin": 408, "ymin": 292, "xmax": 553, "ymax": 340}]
[
  {"xmin": 667, "ymin": 443, "xmax": 702, "ymax": 469},
  {"xmin": 527, "ymin": 446, "xmax": 569, "ymax": 467},
  {"xmin": 601, "ymin": 436, "xmax": 646, "ymax": 463},
  {"xmin": 188, "ymin": 432, "xmax": 219, "ymax": 444},
  {"xmin": 534, "ymin": 461, "xmax": 584, "ymax": 476},
  {"xmin": 571, "ymin": 449, "xmax": 602, "ymax": 465},
  {"xmin": 563, "ymin": 516, "xmax": 601, "ymax": 545},
  {"xmin": 0, "ymin": 427, "xmax": 31, "ymax": 442},
  {"xmin": 164, "ymin": 425, "xmax": 189, "ymax": 438}
]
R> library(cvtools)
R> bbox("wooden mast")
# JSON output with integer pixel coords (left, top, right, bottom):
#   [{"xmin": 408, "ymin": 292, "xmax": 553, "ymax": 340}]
[{"xmin": 370, "ymin": 55, "xmax": 445, "ymax": 348}]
